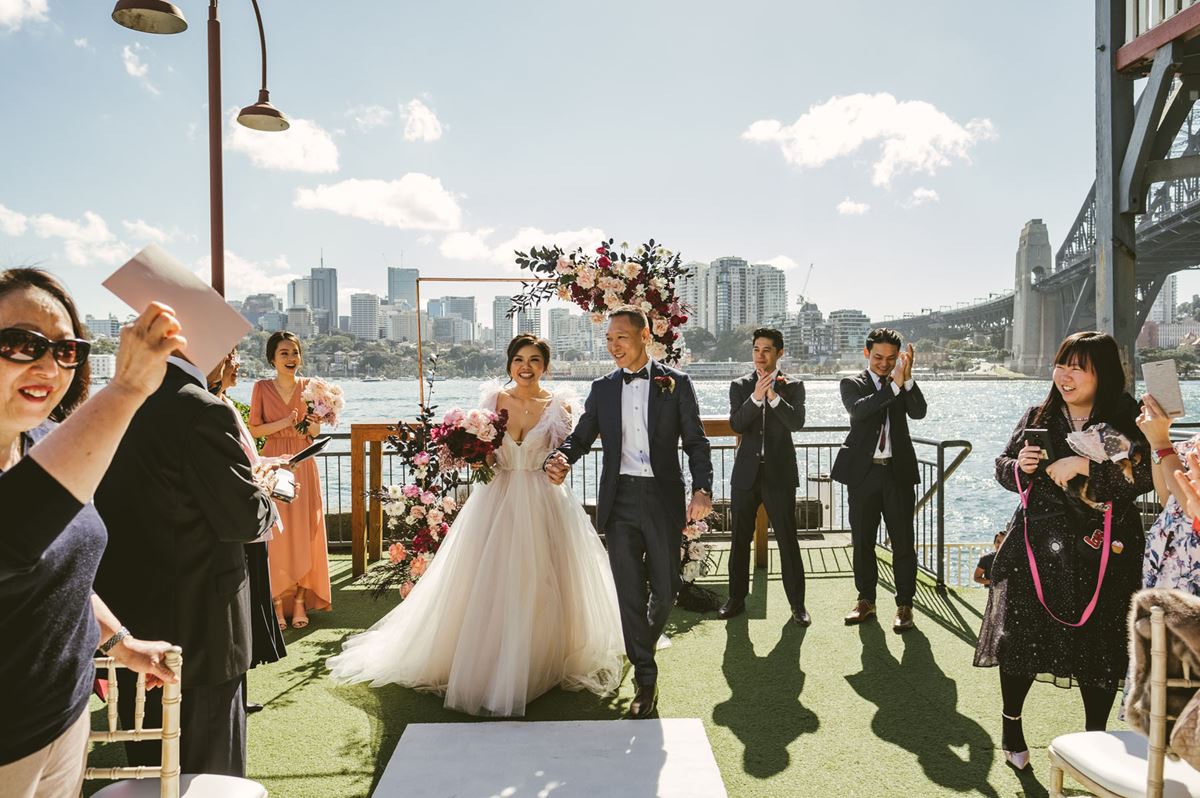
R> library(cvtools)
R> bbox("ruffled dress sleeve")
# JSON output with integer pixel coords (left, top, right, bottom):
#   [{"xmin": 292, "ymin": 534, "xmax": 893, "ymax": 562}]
[
  {"xmin": 477, "ymin": 379, "xmax": 504, "ymax": 413},
  {"xmin": 547, "ymin": 385, "xmax": 581, "ymax": 449}
]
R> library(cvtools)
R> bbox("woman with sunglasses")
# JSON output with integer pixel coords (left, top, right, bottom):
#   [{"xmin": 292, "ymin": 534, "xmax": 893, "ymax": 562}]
[{"xmin": 0, "ymin": 268, "xmax": 184, "ymax": 796}]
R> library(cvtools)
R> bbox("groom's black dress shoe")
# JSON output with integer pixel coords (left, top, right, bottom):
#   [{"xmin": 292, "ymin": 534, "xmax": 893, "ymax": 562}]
[
  {"xmin": 628, "ymin": 684, "xmax": 658, "ymax": 719},
  {"xmin": 245, "ymin": 702, "xmax": 264, "ymax": 715},
  {"xmin": 792, "ymin": 607, "xmax": 811, "ymax": 627},
  {"xmin": 716, "ymin": 599, "xmax": 745, "ymax": 620}
]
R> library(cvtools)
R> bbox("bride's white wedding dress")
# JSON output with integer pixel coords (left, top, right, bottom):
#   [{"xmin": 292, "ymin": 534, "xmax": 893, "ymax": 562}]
[{"xmin": 327, "ymin": 383, "xmax": 625, "ymax": 716}]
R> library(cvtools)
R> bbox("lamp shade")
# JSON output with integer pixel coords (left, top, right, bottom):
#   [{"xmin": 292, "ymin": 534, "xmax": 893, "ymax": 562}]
[
  {"xmin": 237, "ymin": 90, "xmax": 289, "ymax": 132},
  {"xmin": 111, "ymin": 0, "xmax": 188, "ymax": 34}
]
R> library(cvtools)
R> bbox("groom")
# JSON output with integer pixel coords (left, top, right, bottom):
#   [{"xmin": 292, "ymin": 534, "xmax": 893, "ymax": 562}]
[{"xmin": 545, "ymin": 306, "xmax": 713, "ymax": 718}]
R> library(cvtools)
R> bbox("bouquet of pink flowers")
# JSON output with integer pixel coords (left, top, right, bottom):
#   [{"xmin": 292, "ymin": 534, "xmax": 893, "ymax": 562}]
[
  {"xmin": 296, "ymin": 377, "xmax": 345, "ymax": 435},
  {"xmin": 430, "ymin": 407, "xmax": 509, "ymax": 483},
  {"xmin": 380, "ymin": 484, "xmax": 460, "ymax": 598}
]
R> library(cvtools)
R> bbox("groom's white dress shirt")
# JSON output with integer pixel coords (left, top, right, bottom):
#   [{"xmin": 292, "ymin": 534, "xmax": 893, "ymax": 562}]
[
  {"xmin": 867, "ymin": 370, "xmax": 916, "ymax": 459},
  {"xmin": 619, "ymin": 362, "xmax": 655, "ymax": 477}
]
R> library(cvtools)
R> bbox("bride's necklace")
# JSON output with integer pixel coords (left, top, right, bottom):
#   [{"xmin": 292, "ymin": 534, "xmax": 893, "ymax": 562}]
[{"xmin": 507, "ymin": 390, "xmax": 549, "ymax": 415}]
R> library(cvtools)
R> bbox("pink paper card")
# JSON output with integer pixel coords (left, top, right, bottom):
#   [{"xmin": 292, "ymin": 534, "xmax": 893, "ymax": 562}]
[{"xmin": 102, "ymin": 244, "xmax": 251, "ymax": 376}]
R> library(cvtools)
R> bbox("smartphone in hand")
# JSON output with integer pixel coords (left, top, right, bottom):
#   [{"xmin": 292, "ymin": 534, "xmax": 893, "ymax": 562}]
[{"xmin": 1024, "ymin": 428, "xmax": 1055, "ymax": 462}]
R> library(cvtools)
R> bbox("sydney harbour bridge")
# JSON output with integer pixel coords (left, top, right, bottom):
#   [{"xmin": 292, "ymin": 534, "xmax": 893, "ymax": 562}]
[{"xmin": 877, "ymin": 14, "xmax": 1200, "ymax": 376}]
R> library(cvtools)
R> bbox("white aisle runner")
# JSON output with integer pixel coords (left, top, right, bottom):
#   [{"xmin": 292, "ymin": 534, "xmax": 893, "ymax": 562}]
[{"xmin": 373, "ymin": 718, "xmax": 728, "ymax": 798}]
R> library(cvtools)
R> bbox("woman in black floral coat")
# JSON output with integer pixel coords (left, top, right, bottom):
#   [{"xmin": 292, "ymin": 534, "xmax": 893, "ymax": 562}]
[{"xmin": 975, "ymin": 331, "xmax": 1151, "ymax": 770}]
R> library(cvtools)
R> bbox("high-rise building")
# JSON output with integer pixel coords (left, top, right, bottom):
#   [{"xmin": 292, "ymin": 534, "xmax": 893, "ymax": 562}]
[
  {"xmin": 516, "ymin": 307, "xmax": 541, "ymax": 337},
  {"xmin": 385, "ymin": 310, "xmax": 430, "ymax": 342},
  {"xmin": 677, "ymin": 262, "xmax": 709, "ymax": 329},
  {"xmin": 351, "ymin": 293, "xmax": 381, "ymax": 341},
  {"xmin": 706, "ymin": 256, "xmax": 751, "ymax": 334},
  {"xmin": 286, "ymin": 305, "xmax": 315, "ymax": 339},
  {"xmin": 829, "ymin": 309, "xmax": 872, "ymax": 354},
  {"xmin": 442, "ymin": 296, "xmax": 476, "ymax": 325},
  {"xmin": 1149, "ymin": 274, "xmax": 1179, "ymax": 324},
  {"xmin": 387, "ymin": 267, "xmax": 419, "ymax": 309},
  {"xmin": 432, "ymin": 315, "xmax": 474, "ymax": 344},
  {"xmin": 241, "ymin": 293, "xmax": 282, "ymax": 327},
  {"xmin": 338, "ymin": 315, "xmax": 351, "ymax": 333},
  {"xmin": 426, "ymin": 298, "xmax": 446, "ymax": 318},
  {"xmin": 310, "ymin": 266, "xmax": 338, "ymax": 327},
  {"xmin": 84, "ymin": 314, "xmax": 122, "ymax": 339},
  {"xmin": 750, "ymin": 263, "xmax": 788, "ymax": 324},
  {"xmin": 492, "ymin": 296, "xmax": 514, "ymax": 353},
  {"xmin": 260, "ymin": 311, "xmax": 287, "ymax": 332},
  {"xmin": 287, "ymin": 277, "xmax": 312, "ymax": 309}
]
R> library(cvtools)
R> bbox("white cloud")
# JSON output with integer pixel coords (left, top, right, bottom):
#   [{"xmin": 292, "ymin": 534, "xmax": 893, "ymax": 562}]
[
  {"xmin": 295, "ymin": 174, "xmax": 462, "ymax": 231},
  {"xmin": 121, "ymin": 43, "xmax": 159, "ymax": 95},
  {"xmin": 346, "ymin": 104, "xmax": 393, "ymax": 132},
  {"xmin": 758, "ymin": 255, "xmax": 800, "ymax": 271},
  {"xmin": 0, "ymin": 0, "xmax": 47, "ymax": 31},
  {"xmin": 0, "ymin": 204, "xmax": 28, "ymax": 236},
  {"xmin": 122, "ymin": 219, "xmax": 171, "ymax": 243},
  {"xmin": 195, "ymin": 251, "xmax": 299, "ymax": 299},
  {"xmin": 440, "ymin": 226, "xmax": 605, "ymax": 268},
  {"xmin": 743, "ymin": 92, "xmax": 995, "ymax": 186},
  {"xmin": 907, "ymin": 187, "xmax": 941, "ymax": 207},
  {"xmin": 401, "ymin": 99, "xmax": 443, "ymax": 142},
  {"xmin": 73, "ymin": 37, "xmax": 89, "ymax": 49},
  {"xmin": 836, "ymin": 198, "xmax": 870, "ymax": 216},
  {"xmin": 31, "ymin": 210, "xmax": 130, "ymax": 266},
  {"xmin": 227, "ymin": 112, "xmax": 339, "ymax": 173}
]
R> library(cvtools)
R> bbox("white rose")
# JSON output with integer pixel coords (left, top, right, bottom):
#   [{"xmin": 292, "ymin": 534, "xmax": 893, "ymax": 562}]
[
  {"xmin": 681, "ymin": 561, "xmax": 701, "ymax": 583},
  {"xmin": 647, "ymin": 342, "xmax": 667, "ymax": 360},
  {"xmin": 576, "ymin": 268, "xmax": 596, "ymax": 289},
  {"xmin": 639, "ymin": 300, "xmax": 653, "ymax": 313},
  {"xmin": 652, "ymin": 318, "xmax": 669, "ymax": 336}
]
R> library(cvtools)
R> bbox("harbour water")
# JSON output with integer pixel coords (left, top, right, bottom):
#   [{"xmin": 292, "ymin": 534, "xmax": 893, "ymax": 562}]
[{"xmin": 228, "ymin": 376, "xmax": 1200, "ymax": 544}]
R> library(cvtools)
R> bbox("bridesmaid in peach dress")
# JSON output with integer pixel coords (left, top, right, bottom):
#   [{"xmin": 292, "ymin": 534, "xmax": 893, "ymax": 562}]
[{"xmin": 249, "ymin": 331, "xmax": 332, "ymax": 629}]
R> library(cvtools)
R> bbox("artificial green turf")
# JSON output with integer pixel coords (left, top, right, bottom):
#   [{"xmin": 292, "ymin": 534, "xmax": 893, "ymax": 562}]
[{"xmin": 87, "ymin": 549, "xmax": 1108, "ymax": 797}]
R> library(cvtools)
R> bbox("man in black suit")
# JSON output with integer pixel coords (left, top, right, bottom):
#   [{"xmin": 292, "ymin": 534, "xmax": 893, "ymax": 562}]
[
  {"xmin": 545, "ymin": 306, "xmax": 712, "ymax": 719},
  {"xmin": 831, "ymin": 328, "xmax": 927, "ymax": 632},
  {"xmin": 94, "ymin": 352, "xmax": 277, "ymax": 776},
  {"xmin": 719, "ymin": 328, "xmax": 809, "ymax": 625}
]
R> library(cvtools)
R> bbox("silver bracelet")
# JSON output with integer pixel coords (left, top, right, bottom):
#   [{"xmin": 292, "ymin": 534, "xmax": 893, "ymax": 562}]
[{"xmin": 99, "ymin": 626, "xmax": 130, "ymax": 655}]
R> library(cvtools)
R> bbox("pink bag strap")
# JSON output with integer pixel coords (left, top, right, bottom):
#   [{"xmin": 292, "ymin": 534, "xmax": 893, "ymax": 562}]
[{"xmin": 1013, "ymin": 460, "xmax": 1111, "ymax": 627}]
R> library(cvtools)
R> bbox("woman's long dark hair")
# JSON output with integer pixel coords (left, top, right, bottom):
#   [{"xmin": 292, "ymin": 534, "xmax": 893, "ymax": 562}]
[
  {"xmin": 1034, "ymin": 331, "xmax": 1137, "ymax": 437},
  {"xmin": 0, "ymin": 268, "xmax": 91, "ymax": 421}
]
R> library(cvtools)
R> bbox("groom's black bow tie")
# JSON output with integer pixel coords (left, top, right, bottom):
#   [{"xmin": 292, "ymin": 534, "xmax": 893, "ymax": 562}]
[{"xmin": 623, "ymin": 368, "xmax": 649, "ymax": 384}]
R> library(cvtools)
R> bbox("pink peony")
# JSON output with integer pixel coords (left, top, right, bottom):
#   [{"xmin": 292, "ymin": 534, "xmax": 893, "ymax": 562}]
[
  {"xmin": 388, "ymin": 542, "xmax": 408, "ymax": 564},
  {"xmin": 402, "ymin": 484, "xmax": 421, "ymax": 499},
  {"xmin": 420, "ymin": 491, "xmax": 436, "ymax": 506},
  {"xmin": 399, "ymin": 581, "xmax": 414, "ymax": 599},
  {"xmin": 410, "ymin": 557, "xmax": 428, "ymax": 578},
  {"xmin": 414, "ymin": 451, "xmax": 431, "ymax": 467},
  {"xmin": 443, "ymin": 409, "xmax": 464, "ymax": 426}
]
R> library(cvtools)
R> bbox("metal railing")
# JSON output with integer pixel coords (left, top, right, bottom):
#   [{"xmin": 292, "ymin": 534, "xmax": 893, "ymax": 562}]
[{"xmin": 334, "ymin": 421, "xmax": 974, "ymax": 590}]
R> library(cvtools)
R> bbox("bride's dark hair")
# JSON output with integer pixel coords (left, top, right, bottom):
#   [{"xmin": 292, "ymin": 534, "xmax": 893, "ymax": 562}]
[{"xmin": 505, "ymin": 334, "xmax": 551, "ymax": 383}]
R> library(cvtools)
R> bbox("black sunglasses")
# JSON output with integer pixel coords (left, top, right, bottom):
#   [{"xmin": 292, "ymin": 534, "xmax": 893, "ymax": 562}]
[{"xmin": 0, "ymin": 328, "xmax": 91, "ymax": 369}]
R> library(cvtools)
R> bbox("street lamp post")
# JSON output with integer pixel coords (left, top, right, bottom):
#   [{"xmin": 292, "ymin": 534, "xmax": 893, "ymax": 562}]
[{"xmin": 111, "ymin": 0, "xmax": 289, "ymax": 297}]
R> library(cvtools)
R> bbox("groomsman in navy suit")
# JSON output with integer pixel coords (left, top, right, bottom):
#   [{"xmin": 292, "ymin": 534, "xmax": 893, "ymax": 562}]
[
  {"xmin": 831, "ymin": 328, "xmax": 926, "ymax": 632},
  {"xmin": 719, "ymin": 328, "xmax": 809, "ymax": 625},
  {"xmin": 545, "ymin": 306, "xmax": 712, "ymax": 718}
]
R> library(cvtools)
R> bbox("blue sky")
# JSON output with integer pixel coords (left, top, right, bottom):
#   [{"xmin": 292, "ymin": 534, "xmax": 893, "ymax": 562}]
[{"xmin": 3, "ymin": 0, "xmax": 1178, "ymax": 325}]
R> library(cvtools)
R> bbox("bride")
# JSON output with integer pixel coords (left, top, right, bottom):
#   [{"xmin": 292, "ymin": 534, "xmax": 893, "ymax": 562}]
[{"xmin": 328, "ymin": 334, "xmax": 625, "ymax": 716}]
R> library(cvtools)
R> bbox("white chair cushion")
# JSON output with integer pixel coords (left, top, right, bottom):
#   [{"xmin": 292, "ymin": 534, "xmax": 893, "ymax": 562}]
[
  {"xmin": 92, "ymin": 773, "xmax": 268, "ymax": 798},
  {"xmin": 1052, "ymin": 730, "xmax": 1200, "ymax": 798}
]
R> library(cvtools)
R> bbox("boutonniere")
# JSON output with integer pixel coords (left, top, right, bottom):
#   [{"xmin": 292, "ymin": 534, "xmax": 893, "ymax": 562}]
[
  {"xmin": 653, "ymin": 375, "xmax": 676, "ymax": 394},
  {"xmin": 774, "ymin": 374, "xmax": 788, "ymax": 387}
]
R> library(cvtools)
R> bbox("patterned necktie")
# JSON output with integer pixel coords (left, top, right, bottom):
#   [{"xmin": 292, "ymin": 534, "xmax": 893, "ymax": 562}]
[{"xmin": 623, "ymin": 368, "xmax": 649, "ymax": 384}]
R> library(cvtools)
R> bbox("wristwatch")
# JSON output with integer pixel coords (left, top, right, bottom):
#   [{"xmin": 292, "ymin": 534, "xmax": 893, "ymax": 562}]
[
  {"xmin": 99, "ymin": 626, "xmax": 131, "ymax": 655},
  {"xmin": 694, "ymin": 488, "xmax": 712, "ymax": 498},
  {"xmin": 1151, "ymin": 446, "xmax": 1176, "ymax": 465}
]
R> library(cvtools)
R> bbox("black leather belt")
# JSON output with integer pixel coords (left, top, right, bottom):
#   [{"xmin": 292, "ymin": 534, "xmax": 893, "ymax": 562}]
[{"xmin": 872, "ymin": 457, "xmax": 892, "ymax": 466}]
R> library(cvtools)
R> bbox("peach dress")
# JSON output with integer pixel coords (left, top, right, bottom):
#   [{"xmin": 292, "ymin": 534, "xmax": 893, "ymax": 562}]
[{"xmin": 250, "ymin": 378, "xmax": 332, "ymax": 616}]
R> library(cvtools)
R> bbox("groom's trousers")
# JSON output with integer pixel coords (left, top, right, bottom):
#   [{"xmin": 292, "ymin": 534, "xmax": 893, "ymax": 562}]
[{"xmin": 607, "ymin": 475, "xmax": 681, "ymax": 688}]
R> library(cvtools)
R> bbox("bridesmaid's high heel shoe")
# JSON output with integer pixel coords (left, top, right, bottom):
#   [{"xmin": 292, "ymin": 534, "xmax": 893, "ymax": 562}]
[
  {"xmin": 273, "ymin": 599, "xmax": 287, "ymax": 632},
  {"xmin": 292, "ymin": 595, "xmax": 309, "ymax": 629},
  {"xmin": 1002, "ymin": 713, "xmax": 1030, "ymax": 771}
]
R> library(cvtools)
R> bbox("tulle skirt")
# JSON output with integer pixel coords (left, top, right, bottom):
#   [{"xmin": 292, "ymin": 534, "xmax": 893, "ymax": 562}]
[{"xmin": 327, "ymin": 467, "xmax": 625, "ymax": 716}]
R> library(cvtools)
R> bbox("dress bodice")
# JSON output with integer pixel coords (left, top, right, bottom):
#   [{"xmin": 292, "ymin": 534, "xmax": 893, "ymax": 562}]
[{"xmin": 494, "ymin": 426, "xmax": 553, "ymax": 472}]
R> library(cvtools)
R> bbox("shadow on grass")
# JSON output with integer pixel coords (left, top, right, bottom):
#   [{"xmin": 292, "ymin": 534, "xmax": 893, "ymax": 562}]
[
  {"xmin": 846, "ymin": 622, "xmax": 1000, "ymax": 798},
  {"xmin": 876, "ymin": 558, "xmax": 981, "ymax": 644},
  {"xmin": 711, "ymin": 610, "xmax": 820, "ymax": 778}
]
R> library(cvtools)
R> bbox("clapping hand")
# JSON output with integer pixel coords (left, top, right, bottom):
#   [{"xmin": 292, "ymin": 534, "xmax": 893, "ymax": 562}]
[
  {"xmin": 752, "ymin": 372, "xmax": 774, "ymax": 402},
  {"xmin": 890, "ymin": 353, "xmax": 908, "ymax": 385},
  {"xmin": 903, "ymin": 344, "xmax": 915, "ymax": 382}
]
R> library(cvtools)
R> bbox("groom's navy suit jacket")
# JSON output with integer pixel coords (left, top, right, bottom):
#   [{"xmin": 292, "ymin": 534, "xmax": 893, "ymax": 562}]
[{"xmin": 558, "ymin": 360, "xmax": 713, "ymax": 533}]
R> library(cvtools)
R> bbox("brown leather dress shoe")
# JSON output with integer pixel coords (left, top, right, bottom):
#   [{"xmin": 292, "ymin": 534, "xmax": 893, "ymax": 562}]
[
  {"xmin": 844, "ymin": 600, "xmax": 877, "ymax": 625},
  {"xmin": 893, "ymin": 605, "xmax": 915, "ymax": 632},
  {"xmin": 628, "ymin": 684, "xmax": 658, "ymax": 719},
  {"xmin": 717, "ymin": 598, "xmax": 745, "ymax": 620}
]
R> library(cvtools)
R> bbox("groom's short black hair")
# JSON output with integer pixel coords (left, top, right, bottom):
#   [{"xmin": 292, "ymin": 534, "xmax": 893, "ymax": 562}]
[
  {"xmin": 609, "ymin": 305, "xmax": 649, "ymax": 331},
  {"xmin": 865, "ymin": 327, "xmax": 903, "ymax": 351},
  {"xmin": 752, "ymin": 328, "xmax": 784, "ymax": 351}
]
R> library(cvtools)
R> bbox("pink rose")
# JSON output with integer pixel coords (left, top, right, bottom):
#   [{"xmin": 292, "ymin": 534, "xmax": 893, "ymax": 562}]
[
  {"xmin": 427, "ymin": 508, "xmax": 445, "ymax": 525},
  {"xmin": 388, "ymin": 542, "xmax": 408, "ymax": 564},
  {"xmin": 410, "ymin": 557, "xmax": 428, "ymax": 578},
  {"xmin": 408, "ymin": 505, "xmax": 426, "ymax": 520},
  {"xmin": 652, "ymin": 318, "xmax": 670, "ymax": 336},
  {"xmin": 414, "ymin": 451, "xmax": 431, "ymax": 466},
  {"xmin": 555, "ymin": 256, "xmax": 575, "ymax": 274},
  {"xmin": 576, "ymin": 267, "xmax": 596, "ymax": 289},
  {"xmin": 403, "ymin": 484, "xmax": 421, "ymax": 498},
  {"xmin": 443, "ymin": 409, "xmax": 464, "ymax": 426},
  {"xmin": 441, "ymin": 496, "xmax": 457, "ymax": 512},
  {"xmin": 399, "ymin": 581, "xmax": 414, "ymax": 599},
  {"xmin": 420, "ymin": 491, "xmax": 436, "ymax": 506}
]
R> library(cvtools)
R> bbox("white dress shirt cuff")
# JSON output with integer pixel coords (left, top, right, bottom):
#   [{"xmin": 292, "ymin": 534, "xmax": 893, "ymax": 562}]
[
  {"xmin": 904, "ymin": 378, "xmax": 915, "ymax": 391},
  {"xmin": 768, "ymin": 393, "xmax": 782, "ymax": 408},
  {"xmin": 750, "ymin": 395, "xmax": 764, "ymax": 407},
  {"xmin": 890, "ymin": 381, "xmax": 901, "ymax": 396}
]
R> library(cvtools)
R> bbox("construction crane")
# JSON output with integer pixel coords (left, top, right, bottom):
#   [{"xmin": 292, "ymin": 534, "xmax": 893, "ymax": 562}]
[{"xmin": 795, "ymin": 263, "xmax": 814, "ymax": 307}]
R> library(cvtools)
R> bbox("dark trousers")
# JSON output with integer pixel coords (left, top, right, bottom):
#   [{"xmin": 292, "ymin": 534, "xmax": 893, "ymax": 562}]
[
  {"xmin": 847, "ymin": 462, "xmax": 917, "ymax": 606},
  {"xmin": 607, "ymin": 475, "xmax": 681, "ymax": 688},
  {"xmin": 118, "ymin": 670, "xmax": 246, "ymax": 777},
  {"xmin": 729, "ymin": 470, "xmax": 806, "ymax": 610}
]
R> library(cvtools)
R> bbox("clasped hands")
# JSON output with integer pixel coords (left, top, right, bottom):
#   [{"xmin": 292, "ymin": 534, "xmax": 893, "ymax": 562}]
[
  {"xmin": 889, "ymin": 344, "xmax": 916, "ymax": 385},
  {"xmin": 542, "ymin": 452, "xmax": 713, "ymax": 521}
]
